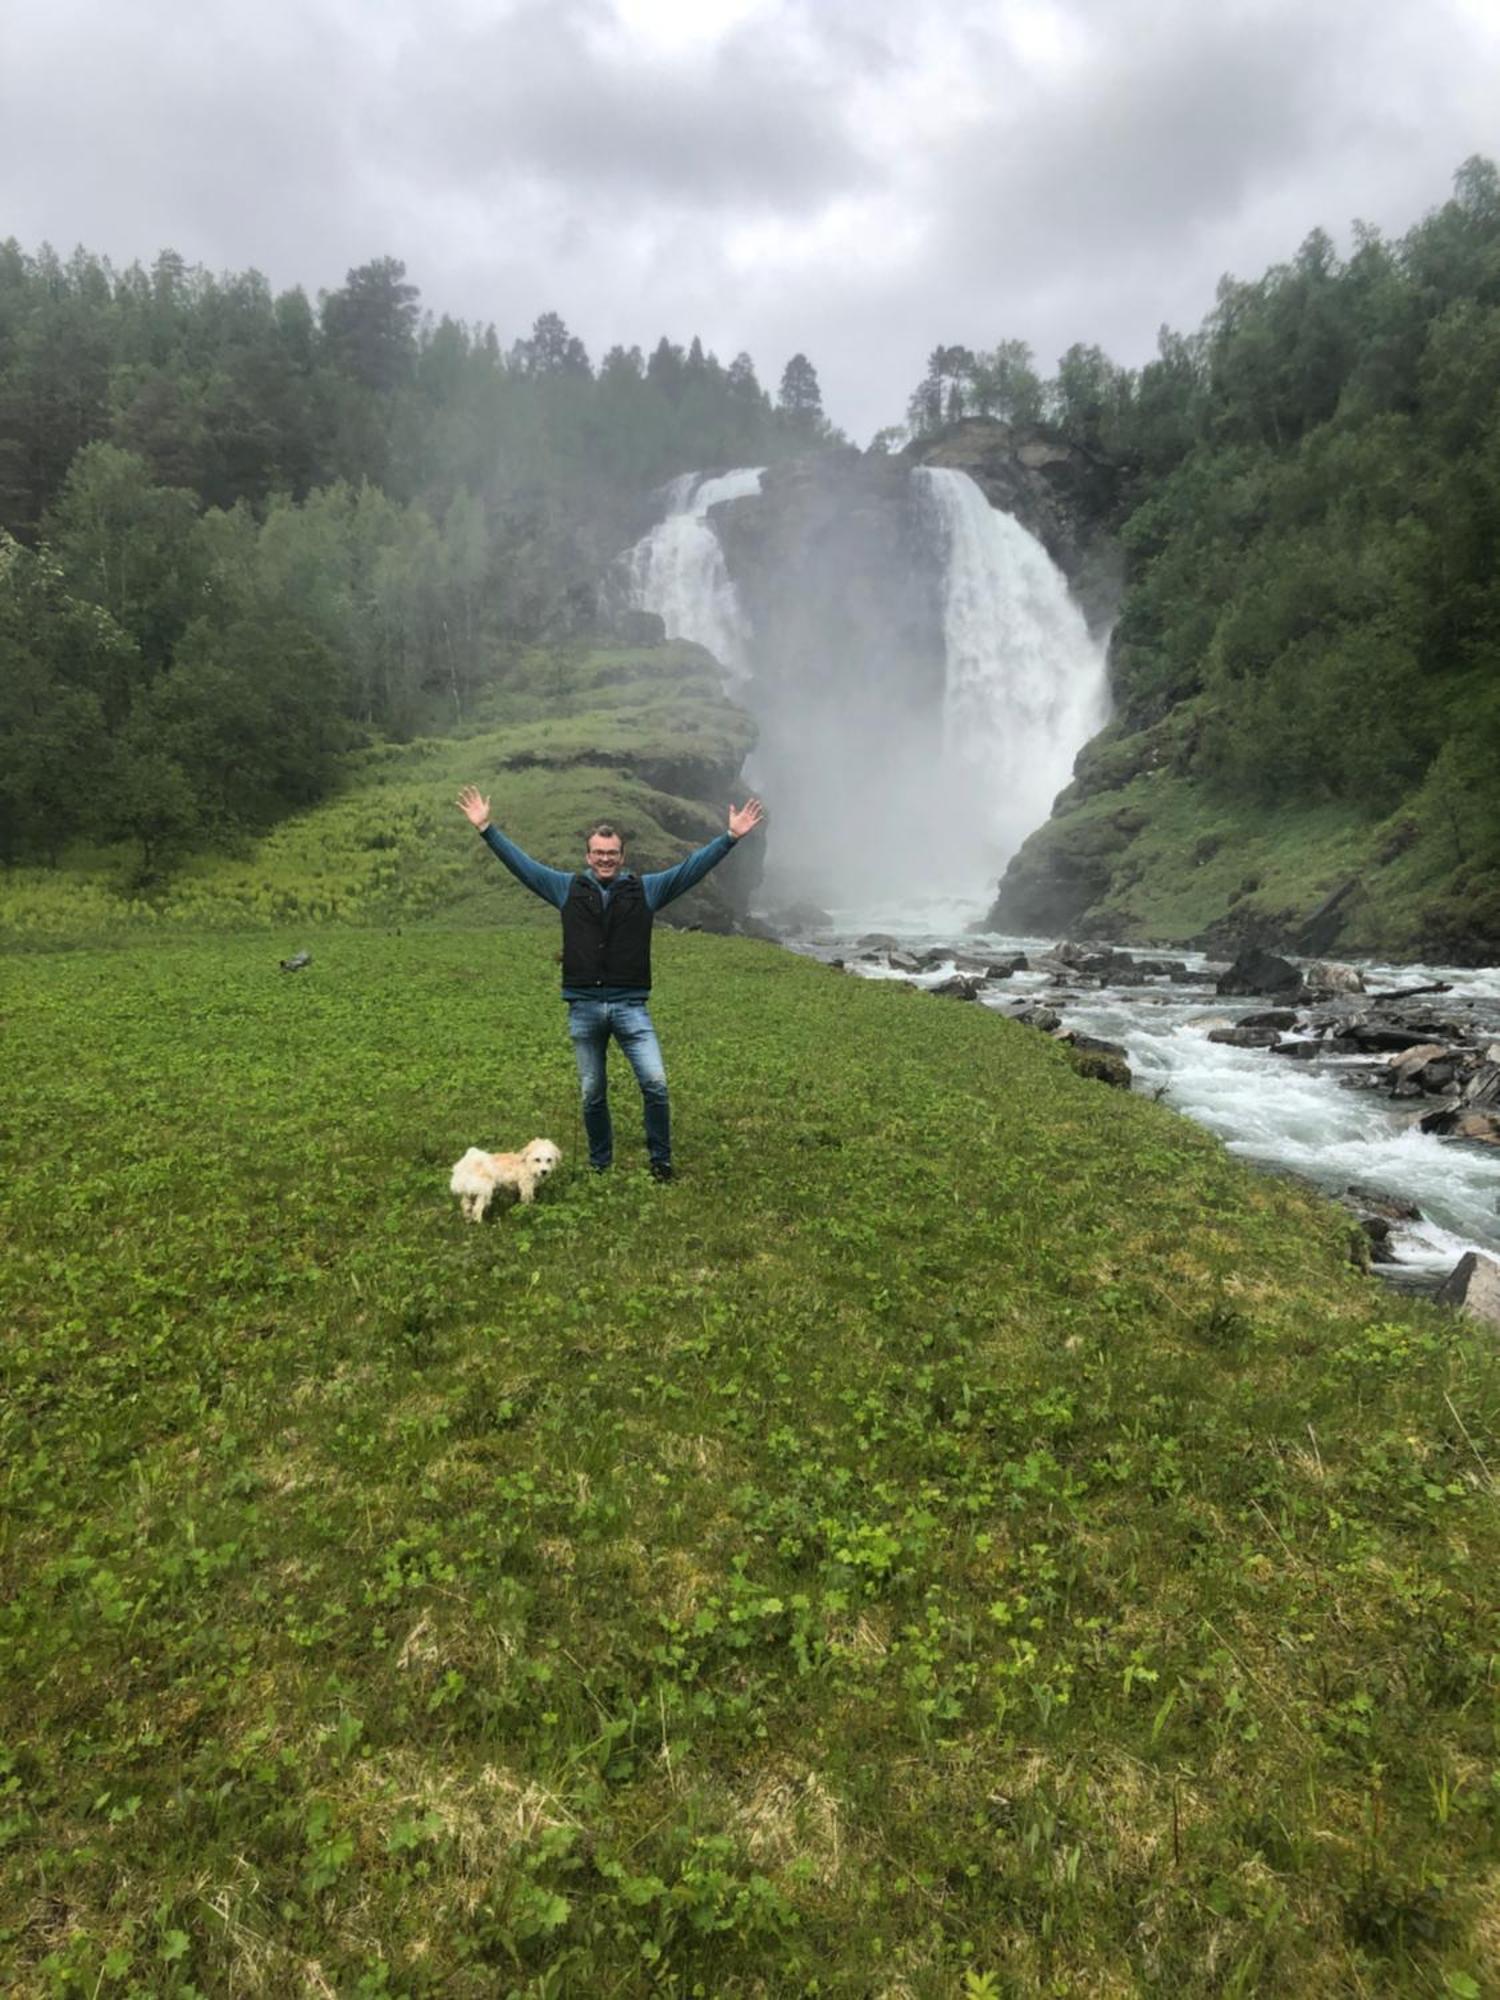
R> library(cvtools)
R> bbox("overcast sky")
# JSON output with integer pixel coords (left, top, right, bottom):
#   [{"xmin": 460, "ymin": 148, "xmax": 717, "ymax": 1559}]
[{"xmin": 5, "ymin": 0, "xmax": 1499, "ymax": 442}]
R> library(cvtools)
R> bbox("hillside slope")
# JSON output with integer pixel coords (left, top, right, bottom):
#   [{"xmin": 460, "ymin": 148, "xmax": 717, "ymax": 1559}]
[
  {"xmin": 0, "ymin": 640, "xmax": 762, "ymax": 946},
  {"xmin": 3, "ymin": 928, "xmax": 1499, "ymax": 1993}
]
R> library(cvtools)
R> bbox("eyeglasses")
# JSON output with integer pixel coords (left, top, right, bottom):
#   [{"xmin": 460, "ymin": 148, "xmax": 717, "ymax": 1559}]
[{"xmin": 587, "ymin": 851, "xmax": 623, "ymax": 863}]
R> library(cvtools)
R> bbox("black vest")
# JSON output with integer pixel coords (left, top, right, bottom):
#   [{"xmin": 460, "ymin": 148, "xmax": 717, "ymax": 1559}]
[{"xmin": 560, "ymin": 872, "xmax": 653, "ymax": 990}]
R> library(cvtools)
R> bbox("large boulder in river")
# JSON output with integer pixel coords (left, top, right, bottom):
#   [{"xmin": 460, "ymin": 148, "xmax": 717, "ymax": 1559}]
[
  {"xmin": 1057, "ymin": 1031, "xmax": 1133, "ymax": 1088},
  {"xmin": 1216, "ymin": 947, "xmax": 1305, "ymax": 1002},
  {"xmin": 1436, "ymin": 1251, "xmax": 1500, "ymax": 1328},
  {"xmin": 1304, "ymin": 960, "xmax": 1366, "ymax": 998},
  {"xmin": 1418, "ymin": 1107, "xmax": 1500, "ymax": 1144}
]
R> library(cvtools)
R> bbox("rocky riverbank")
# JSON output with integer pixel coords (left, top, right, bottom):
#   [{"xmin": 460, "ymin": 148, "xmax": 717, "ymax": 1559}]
[{"xmin": 766, "ymin": 906, "xmax": 1500, "ymax": 1316}]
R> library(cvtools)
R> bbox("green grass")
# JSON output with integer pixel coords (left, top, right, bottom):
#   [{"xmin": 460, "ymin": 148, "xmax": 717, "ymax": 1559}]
[{"xmin": 4, "ymin": 928, "xmax": 1499, "ymax": 1995}]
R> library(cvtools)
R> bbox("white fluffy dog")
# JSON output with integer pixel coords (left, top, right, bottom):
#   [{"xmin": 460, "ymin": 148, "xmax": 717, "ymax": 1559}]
[{"xmin": 449, "ymin": 1139, "xmax": 562, "ymax": 1221}]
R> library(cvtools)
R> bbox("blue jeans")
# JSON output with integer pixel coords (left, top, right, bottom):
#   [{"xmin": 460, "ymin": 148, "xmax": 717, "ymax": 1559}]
[{"xmin": 566, "ymin": 998, "xmax": 670, "ymax": 1169}]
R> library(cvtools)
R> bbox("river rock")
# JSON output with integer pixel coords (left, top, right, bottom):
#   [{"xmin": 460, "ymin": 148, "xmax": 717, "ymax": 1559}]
[
  {"xmin": 1435, "ymin": 1250, "xmax": 1500, "ymax": 1327},
  {"xmin": 1418, "ymin": 1108, "xmax": 1500, "ymax": 1144},
  {"xmin": 1052, "ymin": 941, "xmax": 1127, "ymax": 978},
  {"xmin": 1337, "ymin": 1022, "xmax": 1449, "ymax": 1054},
  {"xmin": 1386, "ymin": 1043, "xmax": 1465, "ymax": 1098},
  {"xmin": 1011, "ymin": 1003, "xmax": 1062, "ymax": 1032},
  {"xmin": 1241, "ymin": 1008, "xmax": 1300, "ymax": 1031},
  {"xmin": 1304, "ymin": 960, "xmax": 1366, "ymax": 998},
  {"xmin": 1057, "ymin": 1031, "xmax": 1133, "ymax": 1088},
  {"xmin": 857, "ymin": 933, "xmax": 899, "ymax": 953},
  {"xmin": 929, "ymin": 974, "xmax": 981, "ymax": 1000},
  {"xmin": 1208, "ymin": 1026, "xmax": 1283, "ymax": 1048},
  {"xmin": 1345, "ymin": 1185, "xmax": 1423, "ymax": 1223},
  {"xmin": 1216, "ymin": 947, "xmax": 1305, "ymax": 1001}
]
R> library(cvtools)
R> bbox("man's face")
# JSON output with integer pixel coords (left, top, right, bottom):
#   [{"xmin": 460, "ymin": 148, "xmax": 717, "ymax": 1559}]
[{"xmin": 586, "ymin": 836, "xmax": 624, "ymax": 881}]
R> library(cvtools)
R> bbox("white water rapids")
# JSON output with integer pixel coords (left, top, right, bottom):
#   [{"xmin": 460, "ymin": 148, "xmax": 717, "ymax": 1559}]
[{"xmin": 803, "ymin": 917, "xmax": 1500, "ymax": 1285}]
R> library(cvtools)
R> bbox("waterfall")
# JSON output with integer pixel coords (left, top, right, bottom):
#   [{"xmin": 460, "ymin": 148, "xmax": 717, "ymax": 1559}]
[
  {"xmin": 618, "ymin": 459, "xmax": 1110, "ymax": 920},
  {"xmin": 624, "ymin": 468, "xmax": 764, "ymax": 683},
  {"xmin": 917, "ymin": 465, "xmax": 1111, "ymax": 886}
]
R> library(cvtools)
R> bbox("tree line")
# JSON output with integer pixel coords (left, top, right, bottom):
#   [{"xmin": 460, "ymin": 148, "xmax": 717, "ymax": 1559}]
[{"xmin": 0, "ymin": 244, "xmax": 834, "ymax": 872}]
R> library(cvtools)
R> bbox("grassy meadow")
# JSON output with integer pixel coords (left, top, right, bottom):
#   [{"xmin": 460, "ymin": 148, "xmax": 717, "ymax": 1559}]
[{"xmin": 4, "ymin": 909, "xmax": 1500, "ymax": 1996}]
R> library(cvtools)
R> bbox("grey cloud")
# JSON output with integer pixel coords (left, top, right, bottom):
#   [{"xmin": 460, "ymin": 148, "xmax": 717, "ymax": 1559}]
[
  {"xmin": 387, "ymin": 0, "xmax": 873, "ymax": 213},
  {"xmin": 2, "ymin": 0, "xmax": 1498, "ymax": 446}
]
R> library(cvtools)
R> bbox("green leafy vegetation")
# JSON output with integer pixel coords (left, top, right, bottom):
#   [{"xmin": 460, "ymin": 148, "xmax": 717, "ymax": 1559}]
[{"xmin": 3, "ymin": 913, "xmax": 1499, "ymax": 1994}]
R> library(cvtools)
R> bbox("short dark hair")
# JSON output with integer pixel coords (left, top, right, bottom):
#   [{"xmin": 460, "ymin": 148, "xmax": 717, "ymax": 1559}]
[{"xmin": 585, "ymin": 821, "xmax": 624, "ymax": 848}]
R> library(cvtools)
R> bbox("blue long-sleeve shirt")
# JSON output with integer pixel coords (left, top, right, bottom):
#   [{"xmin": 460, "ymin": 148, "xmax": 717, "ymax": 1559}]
[{"xmin": 479, "ymin": 823, "xmax": 738, "ymax": 1001}]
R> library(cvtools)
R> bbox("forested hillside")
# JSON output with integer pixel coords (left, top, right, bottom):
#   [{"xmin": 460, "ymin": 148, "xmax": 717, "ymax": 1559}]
[
  {"xmin": 0, "ymin": 246, "xmax": 831, "ymax": 874},
  {"xmin": 948, "ymin": 157, "xmax": 1500, "ymax": 957}
]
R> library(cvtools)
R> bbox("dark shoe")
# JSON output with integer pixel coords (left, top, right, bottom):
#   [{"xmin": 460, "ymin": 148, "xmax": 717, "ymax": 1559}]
[{"xmin": 648, "ymin": 1161, "xmax": 674, "ymax": 1183}]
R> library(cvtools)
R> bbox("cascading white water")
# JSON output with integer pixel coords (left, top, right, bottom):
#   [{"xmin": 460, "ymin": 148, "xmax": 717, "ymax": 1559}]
[
  {"xmin": 917, "ymin": 465, "xmax": 1111, "ymax": 887},
  {"xmin": 623, "ymin": 468, "xmax": 764, "ymax": 683},
  {"xmin": 621, "ymin": 459, "xmax": 1109, "ymax": 915}
]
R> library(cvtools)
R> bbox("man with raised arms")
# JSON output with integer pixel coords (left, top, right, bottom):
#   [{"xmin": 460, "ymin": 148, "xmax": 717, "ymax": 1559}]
[{"xmin": 457, "ymin": 786, "xmax": 765, "ymax": 1181}]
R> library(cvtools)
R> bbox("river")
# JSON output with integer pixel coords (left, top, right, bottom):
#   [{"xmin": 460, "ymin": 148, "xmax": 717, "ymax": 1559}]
[{"xmin": 780, "ymin": 901, "xmax": 1500, "ymax": 1292}]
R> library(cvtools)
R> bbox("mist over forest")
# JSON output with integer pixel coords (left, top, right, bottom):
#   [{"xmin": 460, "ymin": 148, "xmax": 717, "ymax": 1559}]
[{"xmin": 3, "ymin": 155, "xmax": 1499, "ymax": 941}]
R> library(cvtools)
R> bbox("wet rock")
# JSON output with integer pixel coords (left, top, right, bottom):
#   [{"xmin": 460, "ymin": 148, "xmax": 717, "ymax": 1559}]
[
  {"xmin": 1240, "ymin": 1008, "xmax": 1300, "ymax": 1031},
  {"xmin": 1345, "ymin": 1185, "xmax": 1423, "ymax": 1223},
  {"xmin": 1207, "ymin": 1026, "xmax": 1283, "ymax": 1048},
  {"xmin": 1216, "ymin": 947, "xmax": 1304, "ymax": 1001},
  {"xmin": 1386, "ymin": 1043, "xmax": 1465, "ymax": 1098},
  {"xmin": 888, "ymin": 951, "xmax": 924, "ymax": 973},
  {"xmin": 929, "ymin": 974, "xmax": 981, "ymax": 1000},
  {"xmin": 1304, "ymin": 960, "xmax": 1366, "ymax": 998},
  {"xmin": 1418, "ymin": 1108, "xmax": 1500, "ymax": 1144},
  {"xmin": 1269, "ymin": 1039, "xmax": 1322, "ymax": 1059},
  {"xmin": 1461, "ymin": 1053, "xmax": 1500, "ymax": 1107},
  {"xmin": 857, "ymin": 933, "xmax": 899, "ymax": 952},
  {"xmin": 1052, "ymin": 940, "xmax": 1128, "ymax": 978},
  {"xmin": 1011, "ymin": 1004, "xmax": 1063, "ymax": 1033},
  {"xmin": 1057, "ymin": 1031, "xmax": 1133, "ymax": 1088},
  {"xmin": 1336, "ymin": 1023, "xmax": 1449, "ymax": 1054},
  {"xmin": 1435, "ymin": 1250, "xmax": 1500, "ymax": 1327},
  {"xmin": 1358, "ymin": 1214, "xmax": 1398, "ymax": 1257}
]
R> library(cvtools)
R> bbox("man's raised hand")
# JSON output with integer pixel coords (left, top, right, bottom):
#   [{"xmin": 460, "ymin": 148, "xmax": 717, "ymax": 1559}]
[
  {"xmin": 728, "ymin": 796, "xmax": 764, "ymax": 841},
  {"xmin": 457, "ymin": 785, "xmax": 491, "ymax": 830}
]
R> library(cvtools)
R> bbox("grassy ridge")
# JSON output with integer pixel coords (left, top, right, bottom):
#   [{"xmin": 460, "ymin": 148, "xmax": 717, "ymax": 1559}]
[
  {"xmin": 997, "ymin": 701, "xmax": 1500, "ymax": 958},
  {"xmin": 3, "ymin": 929, "xmax": 1498, "ymax": 1995}
]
